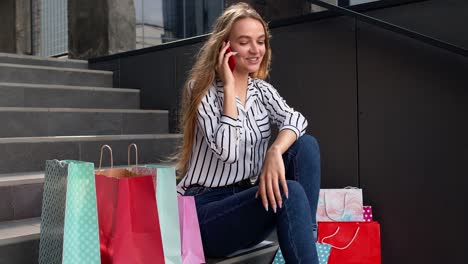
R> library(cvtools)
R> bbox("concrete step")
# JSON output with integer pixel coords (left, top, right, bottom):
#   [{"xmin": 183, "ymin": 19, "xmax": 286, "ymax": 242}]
[
  {"xmin": 0, "ymin": 82, "xmax": 139, "ymax": 109},
  {"xmin": 0, "ymin": 218, "xmax": 40, "ymax": 264},
  {"xmin": 0, "ymin": 63, "xmax": 113, "ymax": 87},
  {"xmin": 0, "ymin": 217, "xmax": 277, "ymax": 264},
  {"xmin": 0, "ymin": 134, "xmax": 182, "ymax": 174},
  {"xmin": 0, "ymin": 172, "xmax": 44, "ymax": 222},
  {"xmin": 0, "ymin": 107, "xmax": 169, "ymax": 137},
  {"xmin": 207, "ymin": 241, "xmax": 278, "ymax": 264},
  {"xmin": 0, "ymin": 163, "xmax": 171, "ymax": 222},
  {"xmin": 0, "ymin": 52, "xmax": 88, "ymax": 69}
]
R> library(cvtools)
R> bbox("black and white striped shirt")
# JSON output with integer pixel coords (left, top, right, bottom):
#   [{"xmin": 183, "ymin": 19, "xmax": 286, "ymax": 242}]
[{"xmin": 177, "ymin": 77, "xmax": 308, "ymax": 195}]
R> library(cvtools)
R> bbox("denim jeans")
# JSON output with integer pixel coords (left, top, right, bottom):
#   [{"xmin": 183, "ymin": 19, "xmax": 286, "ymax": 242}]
[{"xmin": 184, "ymin": 134, "xmax": 321, "ymax": 263}]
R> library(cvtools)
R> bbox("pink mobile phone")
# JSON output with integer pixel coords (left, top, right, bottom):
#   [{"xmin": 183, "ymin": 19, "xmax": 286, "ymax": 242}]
[{"xmin": 226, "ymin": 47, "xmax": 236, "ymax": 72}]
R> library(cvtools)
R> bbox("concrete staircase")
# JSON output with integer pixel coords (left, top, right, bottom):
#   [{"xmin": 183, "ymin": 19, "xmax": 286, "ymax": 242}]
[
  {"xmin": 0, "ymin": 52, "xmax": 181, "ymax": 263},
  {"xmin": 0, "ymin": 52, "xmax": 278, "ymax": 264}
]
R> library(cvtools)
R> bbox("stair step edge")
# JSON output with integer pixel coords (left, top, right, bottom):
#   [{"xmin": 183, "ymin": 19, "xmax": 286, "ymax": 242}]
[
  {"xmin": 0, "ymin": 107, "xmax": 168, "ymax": 114},
  {"xmin": 0, "ymin": 218, "xmax": 41, "ymax": 246},
  {"xmin": 0, "ymin": 52, "xmax": 87, "ymax": 64},
  {"xmin": 0, "ymin": 82, "xmax": 139, "ymax": 93},
  {"xmin": 0, "ymin": 134, "xmax": 182, "ymax": 143},
  {"xmin": 0, "ymin": 62, "xmax": 112, "ymax": 74},
  {"xmin": 0, "ymin": 162, "xmax": 177, "ymax": 187}
]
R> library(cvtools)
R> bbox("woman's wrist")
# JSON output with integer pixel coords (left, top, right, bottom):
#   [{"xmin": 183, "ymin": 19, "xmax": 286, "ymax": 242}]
[
  {"xmin": 267, "ymin": 146, "xmax": 282, "ymax": 155},
  {"xmin": 223, "ymin": 84, "xmax": 235, "ymax": 95}
]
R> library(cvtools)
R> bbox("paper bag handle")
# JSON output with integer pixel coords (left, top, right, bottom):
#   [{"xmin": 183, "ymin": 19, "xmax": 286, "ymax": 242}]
[
  {"xmin": 321, "ymin": 226, "xmax": 360, "ymax": 250},
  {"xmin": 324, "ymin": 192, "xmax": 349, "ymax": 221},
  {"xmin": 99, "ymin": 144, "xmax": 113, "ymax": 169},
  {"xmin": 128, "ymin": 143, "xmax": 138, "ymax": 168}
]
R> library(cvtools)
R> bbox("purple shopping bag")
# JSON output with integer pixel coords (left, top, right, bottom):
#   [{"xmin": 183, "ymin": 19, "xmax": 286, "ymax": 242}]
[{"xmin": 177, "ymin": 196, "xmax": 206, "ymax": 264}]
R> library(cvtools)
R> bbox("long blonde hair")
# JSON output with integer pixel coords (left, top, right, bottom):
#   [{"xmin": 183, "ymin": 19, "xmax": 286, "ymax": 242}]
[{"xmin": 175, "ymin": 2, "xmax": 272, "ymax": 177}]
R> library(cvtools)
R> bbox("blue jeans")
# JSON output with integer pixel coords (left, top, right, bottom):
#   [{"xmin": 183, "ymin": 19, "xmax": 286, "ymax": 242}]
[{"xmin": 184, "ymin": 135, "xmax": 321, "ymax": 263}]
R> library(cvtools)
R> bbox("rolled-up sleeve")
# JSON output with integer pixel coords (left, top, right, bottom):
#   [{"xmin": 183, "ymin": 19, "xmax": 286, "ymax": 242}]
[
  {"xmin": 258, "ymin": 82, "xmax": 308, "ymax": 139},
  {"xmin": 197, "ymin": 87, "xmax": 241, "ymax": 163}
]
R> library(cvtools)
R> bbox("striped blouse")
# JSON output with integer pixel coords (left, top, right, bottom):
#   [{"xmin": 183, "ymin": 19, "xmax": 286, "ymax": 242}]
[{"xmin": 176, "ymin": 77, "xmax": 308, "ymax": 195}]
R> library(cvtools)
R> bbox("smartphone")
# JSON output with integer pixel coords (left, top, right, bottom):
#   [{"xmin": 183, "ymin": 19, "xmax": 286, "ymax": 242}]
[{"xmin": 226, "ymin": 47, "xmax": 236, "ymax": 72}]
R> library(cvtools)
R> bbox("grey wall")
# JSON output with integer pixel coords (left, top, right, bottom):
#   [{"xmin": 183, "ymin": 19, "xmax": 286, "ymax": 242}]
[
  {"xmin": 68, "ymin": 0, "xmax": 136, "ymax": 59},
  {"xmin": 89, "ymin": 1, "xmax": 468, "ymax": 263},
  {"xmin": 0, "ymin": 0, "xmax": 32, "ymax": 54},
  {"xmin": 0, "ymin": 0, "xmax": 17, "ymax": 53}
]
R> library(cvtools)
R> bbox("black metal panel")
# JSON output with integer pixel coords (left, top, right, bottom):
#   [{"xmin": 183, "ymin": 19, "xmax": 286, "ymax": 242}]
[
  {"xmin": 117, "ymin": 43, "xmax": 203, "ymax": 133},
  {"xmin": 364, "ymin": 0, "xmax": 468, "ymax": 50},
  {"xmin": 119, "ymin": 51, "xmax": 176, "ymax": 110},
  {"xmin": 357, "ymin": 21, "xmax": 468, "ymax": 264},
  {"xmin": 269, "ymin": 16, "xmax": 359, "ymax": 188}
]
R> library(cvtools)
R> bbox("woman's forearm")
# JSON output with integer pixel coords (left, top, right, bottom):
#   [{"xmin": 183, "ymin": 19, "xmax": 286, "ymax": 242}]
[
  {"xmin": 223, "ymin": 85, "xmax": 238, "ymax": 119},
  {"xmin": 268, "ymin": 129, "xmax": 297, "ymax": 155}
]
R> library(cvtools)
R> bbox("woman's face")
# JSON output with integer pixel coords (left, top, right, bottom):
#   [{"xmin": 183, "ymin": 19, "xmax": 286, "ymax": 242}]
[{"xmin": 228, "ymin": 18, "xmax": 266, "ymax": 75}]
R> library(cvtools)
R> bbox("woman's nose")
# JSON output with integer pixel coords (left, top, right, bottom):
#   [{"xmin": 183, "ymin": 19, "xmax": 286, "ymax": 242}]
[{"xmin": 249, "ymin": 43, "xmax": 259, "ymax": 54}]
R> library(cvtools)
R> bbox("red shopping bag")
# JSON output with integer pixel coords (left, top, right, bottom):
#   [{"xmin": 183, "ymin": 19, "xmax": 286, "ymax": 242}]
[
  {"xmin": 317, "ymin": 221, "xmax": 381, "ymax": 264},
  {"xmin": 95, "ymin": 168, "xmax": 165, "ymax": 264}
]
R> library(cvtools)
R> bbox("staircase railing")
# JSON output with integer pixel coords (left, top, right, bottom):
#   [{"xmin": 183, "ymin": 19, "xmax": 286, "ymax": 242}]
[{"xmin": 309, "ymin": 0, "xmax": 468, "ymax": 57}]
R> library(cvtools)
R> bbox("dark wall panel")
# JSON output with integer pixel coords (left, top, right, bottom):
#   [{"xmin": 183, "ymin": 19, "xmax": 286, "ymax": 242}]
[
  {"xmin": 270, "ymin": 17, "xmax": 358, "ymax": 188},
  {"xmin": 117, "ymin": 43, "xmax": 201, "ymax": 132},
  {"xmin": 0, "ymin": 0, "xmax": 16, "ymax": 53},
  {"xmin": 364, "ymin": 0, "xmax": 468, "ymax": 50},
  {"xmin": 173, "ymin": 44, "xmax": 203, "ymax": 131},
  {"xmin": 357, "ymin": 21, "xmax": 468, "ymax": 264}
]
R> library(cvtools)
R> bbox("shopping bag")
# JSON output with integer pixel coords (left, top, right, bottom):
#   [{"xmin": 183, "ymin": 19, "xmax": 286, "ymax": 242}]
[
  {"xmin": 363, "ymin": 206, "xmax": 373, "ymax": 222},
  {"xmin": 95, "ymin": 145, "xmax": 165, "ymax": 264},
  {"xmin": 316, "ymin": 188, "xmax": 364, "ymax": 221},
  {"xmin": 178, "ymin": 196, "xmax": 206, "ymax": 264},
  {"xmin": 272, "ymin": 244, "xmax": 331, "ymax": 264},
  {"xmin": 39, "ymin": 160, "xmax": 101, "ymax": 264},
  {"xmin": 146, "ymin": 164, "xmax": 183, "ymax": 264},
  {"xmin": 317, "ymin": 222, "xmax": 381, "ymax": 264}
]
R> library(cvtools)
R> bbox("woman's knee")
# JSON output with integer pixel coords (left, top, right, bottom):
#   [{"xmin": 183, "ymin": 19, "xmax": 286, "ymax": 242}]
[
  {"xmin": 299, "ymin": 134, "xmax": 319, "ymax": 150},
  {"xmin": 282, "ymin": 180, "xmax": 310, "ymax": 212},
  {"xmin": 295, "ymin": 134, "xmax": 320, "ymax": 159},
  {"xmin": 284, "ymin": 180, "xmax": 307, "ymax": 200}
]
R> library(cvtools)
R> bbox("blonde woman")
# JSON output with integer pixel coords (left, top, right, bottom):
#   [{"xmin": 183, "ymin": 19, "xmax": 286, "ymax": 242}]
[{"xmin": 176, "ymin": 3, "xmax": 320, "ymax": 263}]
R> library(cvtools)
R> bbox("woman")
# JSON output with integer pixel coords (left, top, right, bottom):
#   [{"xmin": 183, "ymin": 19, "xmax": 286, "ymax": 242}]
[{"xmin": 176, "ymin": 2, "xmax": 320, "ymax": 263}]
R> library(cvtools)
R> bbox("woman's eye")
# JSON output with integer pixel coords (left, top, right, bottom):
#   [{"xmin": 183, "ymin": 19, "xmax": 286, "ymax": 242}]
[
  {"xmin": 258, "ymin": 42, "xmax": 265, "ymax": 45},
  {"xmin": 240, "ymin": 43, "xmax": 248, "ymax": 45}
]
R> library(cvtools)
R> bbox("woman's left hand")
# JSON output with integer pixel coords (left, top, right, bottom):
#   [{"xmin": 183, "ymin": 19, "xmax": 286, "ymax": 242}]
[{"xmin": 257, "ymin": 147, "xmax": 288, "ymax": 213}]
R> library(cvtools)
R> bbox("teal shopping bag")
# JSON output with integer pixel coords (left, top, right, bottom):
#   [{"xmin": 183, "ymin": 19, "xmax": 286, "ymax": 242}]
[
  {"xmin": 39, "ymin": 160, "xmax": 101, "ymax": 264},
  {"xmin": 272, "ymin": 244, "xmax": 331, "ymax": 264},
  {"xmin": 145, "ymin": 164, "xmax": 183, "ymax": 264},
  {"xmin": 62, "ymin": 161, "xmax": 101, "ymax": 263}
]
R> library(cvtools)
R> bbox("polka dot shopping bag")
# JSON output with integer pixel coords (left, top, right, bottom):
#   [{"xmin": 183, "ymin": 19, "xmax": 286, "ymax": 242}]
[
  {"xmin": 39, "ymin": 160, "xmax": 101, "ymax": 264},
  {"xmin": 272, "ymin": 243, "xmax": 331, "ymax": 264}
]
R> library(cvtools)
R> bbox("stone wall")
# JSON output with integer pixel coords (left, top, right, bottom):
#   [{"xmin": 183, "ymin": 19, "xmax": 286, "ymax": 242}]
[
  {"xmin": 0, "ymin": 0, "xmax": 18, "ymax": 53},
  {"xmin": 0, "ymin": 0, "xmax": 32, "ymax": 54},
  {"xmin": 15, "ymin": 0, "xmax": 31, "ymax": 54},
  {"xmin": 32, "ymin": 0, "xmax": 41, "ymax": 55},
  {"xmin": 68, "ymin": 0, "xmax": 136, "ymax": 59}
]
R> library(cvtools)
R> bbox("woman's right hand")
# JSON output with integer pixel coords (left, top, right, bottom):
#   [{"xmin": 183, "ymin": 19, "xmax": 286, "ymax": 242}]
[{"xmin": 217, "ymin": 41, "xmax": 237, "ymax": 90}]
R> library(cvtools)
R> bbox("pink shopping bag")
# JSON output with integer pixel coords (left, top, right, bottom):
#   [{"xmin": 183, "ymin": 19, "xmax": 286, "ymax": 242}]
[{"xmin": 178, "ymin": 196, "xmax": 206, "ymax": 264}]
